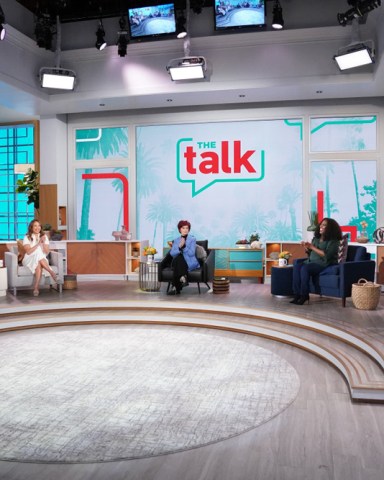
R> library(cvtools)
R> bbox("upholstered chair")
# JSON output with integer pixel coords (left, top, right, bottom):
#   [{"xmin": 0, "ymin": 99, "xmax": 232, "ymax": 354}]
[
  {"xmin": 294, "ymin": 245, "xmax": 376, "ymax": 307},
  {"xmin": 5, "ymin": 246, "xmax": 64, "ymax": 295},
  {"xmin": 158, "ymin": 240, "xmax": 215, "ymax": 293}
]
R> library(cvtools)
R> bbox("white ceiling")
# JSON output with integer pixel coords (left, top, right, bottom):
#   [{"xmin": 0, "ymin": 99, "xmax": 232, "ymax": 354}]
[{"xmin": 0, "ymin": 0, "xmax": 383, "ymax": 122}]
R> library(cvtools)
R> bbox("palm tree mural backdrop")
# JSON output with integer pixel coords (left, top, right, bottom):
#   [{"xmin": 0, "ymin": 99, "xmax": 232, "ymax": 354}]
[{"xmin": 75, "ymin": 127, "xmax": 128, "ymax": 240}]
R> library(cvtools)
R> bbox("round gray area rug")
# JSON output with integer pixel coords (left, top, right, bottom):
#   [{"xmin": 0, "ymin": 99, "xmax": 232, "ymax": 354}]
[{"xmin": 0, "ymin": 325, "xmax": 300, "ymax": 463}]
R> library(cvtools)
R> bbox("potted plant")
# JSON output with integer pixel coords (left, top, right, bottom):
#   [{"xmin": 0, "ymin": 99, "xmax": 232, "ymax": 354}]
[
  {"xmin": 41, "ymin": 223, "xmax": 52, "ymax": 238},
  {"xmin": 236, "ymin": 239, "xmax": 250, "ymax": 248},
  {"xmin": 51, "ymin": 229, "xmax": 64, "ymax": 241},
  {"xmin": 249, "ymin": 232, "xmax": 262, "ymax": 248},
  {"xmin": 143, "ymin": 246, "xmax": 157, "ymax": 263},
  {"xmin": 307, "ymin": 211, "xmax": 319, "ymax": 232},
  {"xmin": 15, "ymin": 168, "xmax": 39, "ymax": 212}
]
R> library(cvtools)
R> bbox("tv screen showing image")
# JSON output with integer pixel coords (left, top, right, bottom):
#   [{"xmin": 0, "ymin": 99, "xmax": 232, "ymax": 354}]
[
  {"xmin": 214, "ymin": 0, "xmax": 265, "ymax": 31},
  {"xmin": 128, "ymin": 3, "xmax": 176, "ymax": 39}
]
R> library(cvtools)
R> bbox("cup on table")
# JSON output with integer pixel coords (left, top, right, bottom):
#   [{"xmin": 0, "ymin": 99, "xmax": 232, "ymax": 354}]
[{"xmin": 278, "ymin": 258, "xmax": 287, "ymax": 267}]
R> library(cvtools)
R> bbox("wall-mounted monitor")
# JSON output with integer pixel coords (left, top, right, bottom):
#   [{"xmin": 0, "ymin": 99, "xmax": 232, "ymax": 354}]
[
  {"xmin": 128, "ymin": 2, "xmax": 176, "ymax": 40},
  {"xmin": 214, "ymin": 1, "xmax": 266, "ymax": 31}
]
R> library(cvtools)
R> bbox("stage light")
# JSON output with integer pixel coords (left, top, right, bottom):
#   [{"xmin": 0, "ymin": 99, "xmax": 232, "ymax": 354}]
[
  {"xmin": 337, "ymin": 0, "xmax": 381, "ymax": 26},
  {"xmin": 176, "ymin": 14, "xmax": 187, "ymax": 38},
  {"xmin": 272, "ymin": 0, "xmax": 284, "ymax": 30},
  {"xmin": 34, "ymin": 13, "xmax": 54, "ymax": 49},
  {"xmin": 334, "ymin": 42, "xmax": 374, "ymax": 70},
  {"xmin": 116, "ymin": 16, "xmax": 128, "ymax": 57},
  {"xmin": 40, "ymin": 67, "xmax": 76, "ymax": 90},
  {"xmin": 117, "ymin": 33, "xmax": 128, "ymax": 57},
  {"xmin": 167, "ymin": 56, "xmax": 206, "ymax": 80},
  {"xmin": 0, "ymin": 4, "xmax": 6, "ymax": 40},
  {"xmin": 95, "ymin": 20, "xmax": 107, "ymax": 50}
]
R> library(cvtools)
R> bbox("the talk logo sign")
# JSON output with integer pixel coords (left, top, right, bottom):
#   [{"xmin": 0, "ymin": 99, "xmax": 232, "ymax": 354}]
[{"xmin": 176, "ymin": 138, "xmax": 265, "ymax": 197}]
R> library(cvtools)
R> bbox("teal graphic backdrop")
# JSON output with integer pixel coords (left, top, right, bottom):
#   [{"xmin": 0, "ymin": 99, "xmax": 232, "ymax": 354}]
[
  {"xmin": 311, "ymin": 161, "xmax": 376, "ymax": 238},
  {"xmin": 74, "ymin": 127, "xmax": 129, "ymax": 240},
  {"xmin": 310, "ymin": 116, "xmax": 376, "ymax": 152},
  {"xmin": 136, "ymin": 119, "xmax": 303, "ymax": 251}
]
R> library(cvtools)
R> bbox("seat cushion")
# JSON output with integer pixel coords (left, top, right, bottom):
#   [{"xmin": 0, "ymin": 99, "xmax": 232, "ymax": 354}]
[
  {"xmin": 320, "ymin": 265, "xmax": 340, "ymax": 276},
  {"xmin": 195, "ymin": 244, "xmax": 207, "ymax": 261}
]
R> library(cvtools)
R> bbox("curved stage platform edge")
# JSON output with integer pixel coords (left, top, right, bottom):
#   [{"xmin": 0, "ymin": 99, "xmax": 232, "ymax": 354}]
[{"xmin": 1, "ymin": 300, "xmax": 384, "ymax": 402}]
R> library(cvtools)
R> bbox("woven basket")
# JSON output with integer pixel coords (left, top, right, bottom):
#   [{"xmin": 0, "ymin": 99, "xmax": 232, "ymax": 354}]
[{"xmin": 352, "ymin": 278, "xmax": 381, "ymax": 310}]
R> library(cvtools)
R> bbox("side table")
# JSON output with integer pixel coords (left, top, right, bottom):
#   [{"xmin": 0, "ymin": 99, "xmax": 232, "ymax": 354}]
[
  {"xmin": 271, "ymin": 265, "xmax": 294, "ymax": 297},
  {"xmin": 0, "ymin": 267, "xmax": 8, "ymax": 297},
  {"xmin": 139, "ymin": 261, "xmax": 161, "ymax": 292}
]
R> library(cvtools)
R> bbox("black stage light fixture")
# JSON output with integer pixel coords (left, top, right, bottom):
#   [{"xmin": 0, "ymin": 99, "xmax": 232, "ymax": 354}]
[
  {"xmin": 34, "ymin": 13, "xmax": 54, "ymax": 49},
  {"xmin": 176, "ymin": 14, "xmax": 187, "ymax": 38},
  {"xmin": 272, "ymin": 0, "xmax": 284, "ymax": 30},
  {"xmin": 337, "ymin": 0, "xmax": 381, "ymax": 26},
  {"xmin": 95, "ymin": 20, "xmax": 107, "ymax": 50},
  {"xmin": 117, "ymin": 16, "xmax": 128, "ymax": 57},
  {"xmin": 117, "ymin": 33, "xmax": 128, "ymax": 57},
  {"xmin": 0, "ymin": 4, "xmax": 6, "ymax": 40}
]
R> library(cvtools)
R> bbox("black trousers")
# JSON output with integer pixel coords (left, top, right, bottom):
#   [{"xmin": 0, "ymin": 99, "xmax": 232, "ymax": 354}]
[{"xmin": 171, "ymin": 254, "xmax": 188, "ymax": 292}]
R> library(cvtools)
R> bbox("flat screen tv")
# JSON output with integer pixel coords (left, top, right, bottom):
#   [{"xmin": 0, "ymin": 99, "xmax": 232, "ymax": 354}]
[
  {"xmin": 214, "ymin": 1, "xmax": 266, "ymax": 31},
  {"xmin": 128, "ymin": 2, "xmax": 176, "ymax": 39}
]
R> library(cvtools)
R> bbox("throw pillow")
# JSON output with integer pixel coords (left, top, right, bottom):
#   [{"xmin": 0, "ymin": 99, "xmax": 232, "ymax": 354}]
[
  {"xmin": 338, "ymin": 233, "xmax": 348, "ymax": 263},
  {"xmin": 195, "ymin": 244, "xmax": 207, "ymax": 262},
  {"xmin": 16, "ymin": 239, "xmax": 25, "ymax": 264}
]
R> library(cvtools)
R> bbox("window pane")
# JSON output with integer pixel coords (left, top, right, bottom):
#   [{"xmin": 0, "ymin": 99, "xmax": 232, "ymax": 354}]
[
  {"xmin": 75, "ymin": 127, "xmax": 128, "ymax": 160},
  {"xmin": 311, "ymin": 160, "xmax": 376, "ymax": 239},
  {"xmin": 310, "ymin": 116, "xmax": 377, "ymax": 152}
]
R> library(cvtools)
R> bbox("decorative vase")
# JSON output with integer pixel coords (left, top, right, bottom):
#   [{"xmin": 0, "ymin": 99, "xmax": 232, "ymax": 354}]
[
  {"xmin": 357, "ymin": 230, "xmax": 369, "ymax": 243},
  {"xmin": 147, "ymin": 254, "xmax": 154, "ymax": 263}
]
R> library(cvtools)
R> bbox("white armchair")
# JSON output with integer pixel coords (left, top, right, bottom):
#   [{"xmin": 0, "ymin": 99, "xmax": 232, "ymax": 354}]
[{"xmin": 5, "ymin": 247, "xmax": 64, "ymax": 295}]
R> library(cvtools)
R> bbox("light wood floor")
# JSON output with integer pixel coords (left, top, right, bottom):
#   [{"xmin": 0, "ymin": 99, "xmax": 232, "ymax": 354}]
[{"xmin": 0, "ymin": 280, "xmax": 383, "ymax": 480}]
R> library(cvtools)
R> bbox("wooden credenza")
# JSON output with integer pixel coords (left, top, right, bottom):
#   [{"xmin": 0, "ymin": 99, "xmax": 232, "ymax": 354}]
[{"xmin": 52, "ymin": 240, "xmax": 148, "ymax": 276}]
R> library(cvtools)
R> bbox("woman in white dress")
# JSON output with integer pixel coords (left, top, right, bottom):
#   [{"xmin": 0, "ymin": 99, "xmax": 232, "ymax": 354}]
[{"xmin": 22, "ymin": 219, "xmax": 57, "ymax": 296}]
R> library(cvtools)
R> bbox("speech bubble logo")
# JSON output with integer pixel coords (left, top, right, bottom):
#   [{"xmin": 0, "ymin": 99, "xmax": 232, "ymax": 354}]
[{"xmin": 176, "ymin": 137, "xmax": 265, "ymax": 197}]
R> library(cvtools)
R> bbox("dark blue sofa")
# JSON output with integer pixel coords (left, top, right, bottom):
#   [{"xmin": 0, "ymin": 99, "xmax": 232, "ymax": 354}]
[{"xmin": 294, "ymin": 245, "xmax": 376, "ymax": 307}]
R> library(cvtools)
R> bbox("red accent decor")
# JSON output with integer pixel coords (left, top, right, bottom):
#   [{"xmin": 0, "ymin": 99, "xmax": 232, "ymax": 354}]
[
  {"xmin": 82, "ymin": 173, "xmax": 129, "ymax": 230},
  {"xmin": 340, "ymin": 226, "xmax": 357, "ymax": 242},
  {"xmin": 317, "ymin": 190, "xmax": 324, "ymax": 223}
]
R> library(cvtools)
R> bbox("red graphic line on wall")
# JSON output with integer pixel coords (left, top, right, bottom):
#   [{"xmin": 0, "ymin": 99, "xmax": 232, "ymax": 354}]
[
  {"xmin": 317, "ymin": 190, "xmax": 324, "ymax": 223},
  {"xmin": 316, "ymin": 189, "xmax": 357, "ymax": 241},
  {"xmin": 82, "ymin": 173, "xmax": 129, "ymax": 231}
]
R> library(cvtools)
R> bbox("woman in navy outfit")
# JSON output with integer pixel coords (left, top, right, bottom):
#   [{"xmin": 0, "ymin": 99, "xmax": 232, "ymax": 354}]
[{"xmin": 168, "ymin": 220, "xmax": 200, "ymax": 295}]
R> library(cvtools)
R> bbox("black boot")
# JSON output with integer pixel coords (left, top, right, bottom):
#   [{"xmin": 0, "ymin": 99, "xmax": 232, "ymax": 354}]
[
  {"xmin": 290, "ymin": 295, "xmax": 301, "ymax": 304},
  {"xmin": 296, "ymin": 295, "xmax": 310, "ymax": 305}
]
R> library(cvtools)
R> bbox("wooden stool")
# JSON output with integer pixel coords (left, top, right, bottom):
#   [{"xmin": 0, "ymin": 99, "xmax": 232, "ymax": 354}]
[
  {"xmin": 213, "ymin": 277, "xmax": 230, "ymax": 294},
  {"xmin": 63, "ymin": 274, "xmax": 78, "ymax": 290}
]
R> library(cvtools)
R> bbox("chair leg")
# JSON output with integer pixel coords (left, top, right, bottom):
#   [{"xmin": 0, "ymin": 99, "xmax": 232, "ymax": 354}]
[
  {"xmin": 167, "ymin": 282, "xmax": 171, "ymax": 293},
  {"xmin": 197, "ymin": 282, "xmax": 201, "ymax": 294},
  {"xmin": 342, "ymin": 297, "xmax": 346, "ymax": 307},
  {"xmin": 205, "ymin": 282, "xmax": 211, "ymax": 291}
]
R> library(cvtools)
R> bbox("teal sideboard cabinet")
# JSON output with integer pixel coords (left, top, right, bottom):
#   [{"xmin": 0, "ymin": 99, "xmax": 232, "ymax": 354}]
[{"xmin": 214, "ymin": 248, "xmax": 264, "ymax": 281}]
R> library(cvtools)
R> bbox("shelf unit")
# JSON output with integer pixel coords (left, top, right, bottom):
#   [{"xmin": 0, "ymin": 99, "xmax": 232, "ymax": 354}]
[
  {"xmin": 58, "ymin": 206, "xmax": 67, "ymax": 239},
  {"xmin": 39, "ymin": 184, "xmax": 67, "ymax": 240},
  {"xmin": 265, "ymin": 242, "xmax": 304, "ymax": 280}
]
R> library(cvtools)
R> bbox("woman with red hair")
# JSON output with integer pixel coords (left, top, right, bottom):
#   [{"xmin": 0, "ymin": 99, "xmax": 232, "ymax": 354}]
[{"xmin": 168, "ymin": 220, "xmax": 200, "ymax": 295}]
